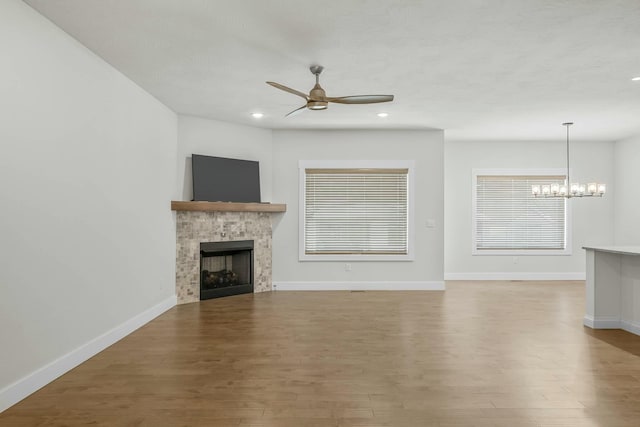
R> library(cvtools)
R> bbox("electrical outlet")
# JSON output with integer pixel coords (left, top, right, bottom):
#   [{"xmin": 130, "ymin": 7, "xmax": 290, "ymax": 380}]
[
  {"xmin": 513, "ymin": 256, "xmax": 519, "ymax": 264},
  {"xmin": 344, "ymin": 263, "xmax": 352, "ymax": 272}
]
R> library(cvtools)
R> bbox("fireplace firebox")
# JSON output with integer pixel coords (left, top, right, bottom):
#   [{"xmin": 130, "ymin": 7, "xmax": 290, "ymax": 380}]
[{"xmin": 200, "ymin": 240, "xmax": 254, "ymax": 300}]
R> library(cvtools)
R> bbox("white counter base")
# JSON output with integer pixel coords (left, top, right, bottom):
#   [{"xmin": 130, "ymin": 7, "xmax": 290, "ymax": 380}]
[{"xmin": 583, "ymin": 246, "xmax": 640, "ymax": 336}]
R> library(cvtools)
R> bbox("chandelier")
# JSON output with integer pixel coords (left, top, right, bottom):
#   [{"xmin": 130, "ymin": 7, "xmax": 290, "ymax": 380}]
[{"xmin": 531, "ymin": 122, "xmax": 606, "ymax": 198}]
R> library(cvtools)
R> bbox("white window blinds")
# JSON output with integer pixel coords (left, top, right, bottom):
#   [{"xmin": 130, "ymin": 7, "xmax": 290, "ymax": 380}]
[
  {"xmin": 304, "ymin": 168, "xmax": 409, "ymax": 255},
  {"xmin": 475, "ymin": 175, "xmax": 566, "ymax": 251}
]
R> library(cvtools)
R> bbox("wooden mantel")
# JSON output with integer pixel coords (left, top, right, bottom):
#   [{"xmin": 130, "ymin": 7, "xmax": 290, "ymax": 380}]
[{"xmin": 171, "ymin": 201, "xmax": 286, "ymax": 213}]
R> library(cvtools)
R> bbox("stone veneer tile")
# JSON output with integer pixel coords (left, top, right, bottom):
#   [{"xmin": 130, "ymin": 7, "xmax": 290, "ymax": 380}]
[{"xmin": 175, "ymin": 211, "xmax": 273, "ymax": 304}]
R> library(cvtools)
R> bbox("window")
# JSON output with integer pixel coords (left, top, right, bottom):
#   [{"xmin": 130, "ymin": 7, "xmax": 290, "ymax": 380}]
[
  {"xmin": 472, "ymin": 169, "xmax": 571, "ymax": 255},
  {"xmin": 299, "ymin": 160, "xmax": 414, "ymax": 261}
]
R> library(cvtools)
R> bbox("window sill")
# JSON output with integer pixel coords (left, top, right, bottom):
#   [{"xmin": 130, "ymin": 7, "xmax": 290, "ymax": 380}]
[
  {"xmin": 472, "ymin": 249, "xmax": 572, "ymax": 256},
  {"xmin": 299, "ymin": 254, "xmax": 414, "ymax": 262}
]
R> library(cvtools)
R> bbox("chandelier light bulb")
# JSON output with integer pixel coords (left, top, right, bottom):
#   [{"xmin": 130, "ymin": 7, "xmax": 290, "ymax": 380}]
[
  {"xmin": 559, "ymin": 185, "xmax": 567, "ymax": 196},
  {"xmin": 587, "ymin": 183, "xmax": 597, "ymax": 195},
  {"xmin": 598, "ymin": 183, "xmax": 606, "ymax": 195},
  {"xmin": 570, "ymin": 183, "xmax": 579, "ymax": 195},
  {"xmin": 550, "ymin": 183, "xmax": 560, "ymax": 195},
  {"xmin": 542, "ymin": 185, "xmax": 551, "ymax": 196},
  {"xmin": 532, "ymin": 185, "xmax": 541, "ymax": 196}
]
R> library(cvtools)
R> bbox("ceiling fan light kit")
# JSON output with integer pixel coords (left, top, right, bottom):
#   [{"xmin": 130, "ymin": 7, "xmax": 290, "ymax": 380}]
[
  {"xmin": 266, "ymin": 65, "xmax": 394, "ymax": 116},
  {"xmin": 531, "ymin": 122, "xmax": 606, "ymax": 199}
]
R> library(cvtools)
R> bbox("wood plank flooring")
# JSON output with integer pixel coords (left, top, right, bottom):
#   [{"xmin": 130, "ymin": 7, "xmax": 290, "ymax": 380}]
[{"xmin": 3, "ymin": 281, "xmax": 640, "ymax": 426}]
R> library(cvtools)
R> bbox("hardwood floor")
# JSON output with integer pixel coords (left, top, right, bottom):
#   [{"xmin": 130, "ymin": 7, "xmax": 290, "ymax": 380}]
[{"xmin": 3, "ymin": 281, "xmax": 640, "ymax": 426}]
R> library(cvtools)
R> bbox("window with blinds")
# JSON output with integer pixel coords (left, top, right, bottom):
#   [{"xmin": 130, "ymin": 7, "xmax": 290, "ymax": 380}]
[
  {"xmin": 303, "ymin": 168, "xmax": 409, "ymax": 257},
  {"xmin": 473, "ymin": 173, "xmax": 568, "ymax": 254}
]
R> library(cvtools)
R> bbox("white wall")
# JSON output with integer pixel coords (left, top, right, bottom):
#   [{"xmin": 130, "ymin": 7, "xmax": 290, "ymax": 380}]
[
  {"xmin": 0, "ymin": 0, "xmax": 177, "ymax": 408},
  {"xmin": 445, "ymin": 140, "xmax": 615, "ymax": 280},
  {"xmin": 177, "ymin": 116, "xmax": 273, "ymax": 201},
  {"xmin": 614, "ymin": 135, "xmax": 640, "ymax": 244},
  {"xmin": 271, "ymin": 130, "xmax": 444, "ymax": 287}
]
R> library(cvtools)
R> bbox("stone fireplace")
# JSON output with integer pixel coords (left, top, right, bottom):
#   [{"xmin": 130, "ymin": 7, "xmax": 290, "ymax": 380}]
[{"xmin": 173, "ymin": 203, "xmax": 284, "ymax": 304}]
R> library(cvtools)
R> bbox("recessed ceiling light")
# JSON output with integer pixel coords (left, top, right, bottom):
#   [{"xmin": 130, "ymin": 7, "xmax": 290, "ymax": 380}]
[
  {"xmin": 377, "ymin": 112, "xmax": 389, "ymax": 118},
  {"xmin": 251, "ymin": 112, "xmax": 264, "ymax": 119},
  {"xmin": 632, "ymin": 76, "xmax": 640, "ymax": 81}
]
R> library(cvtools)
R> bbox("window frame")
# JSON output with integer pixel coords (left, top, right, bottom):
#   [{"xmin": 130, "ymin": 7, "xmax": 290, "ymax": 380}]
[
  {"xmin": 299, "ymin": 160, "xmax": 415, "ymax": 262},
  {"xmin": 471, "ymin": 168, "xmax": 572, "ymax": 256}
]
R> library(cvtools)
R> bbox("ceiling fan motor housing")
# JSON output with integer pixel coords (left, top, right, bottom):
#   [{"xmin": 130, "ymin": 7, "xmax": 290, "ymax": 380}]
[{"xmin": 308, "ymin": 83, "xmax": 328, "ymax": 109}]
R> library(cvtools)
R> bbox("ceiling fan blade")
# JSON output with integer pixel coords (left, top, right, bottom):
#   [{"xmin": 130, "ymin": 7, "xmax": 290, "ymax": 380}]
[
  {"xmin": 266, "ymin": 81, "xmax": 309, "ymax": 100},
  {"xmin": 327, "ymin": 95, "xmax": 394, "ymax": 104},
  {"xmin": 285, "ymin": 105, "xmax": 307, "ymax": 117}
]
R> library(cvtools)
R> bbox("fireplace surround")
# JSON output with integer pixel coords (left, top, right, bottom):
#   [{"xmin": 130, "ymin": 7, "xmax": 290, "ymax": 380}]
[{"xmin": 173, "ymin": 201, "xmax": 285, "ymax": 304}]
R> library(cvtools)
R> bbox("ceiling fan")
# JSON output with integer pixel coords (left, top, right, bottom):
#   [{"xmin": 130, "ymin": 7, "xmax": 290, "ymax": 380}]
[{"xmin": 266, "ymin": 65, "xmax": 394, "ymax": 117}]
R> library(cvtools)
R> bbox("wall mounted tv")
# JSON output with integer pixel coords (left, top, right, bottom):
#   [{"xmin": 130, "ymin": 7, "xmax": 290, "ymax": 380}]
[{"xmin": 191, "ymin": 154, "xmax": 261, "ymax": 203}]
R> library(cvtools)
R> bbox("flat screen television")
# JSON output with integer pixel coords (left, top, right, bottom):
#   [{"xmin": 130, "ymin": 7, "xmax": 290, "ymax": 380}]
[{"xmin": 191, "ymin": 154, "xmax": 261, "ymax": 203}]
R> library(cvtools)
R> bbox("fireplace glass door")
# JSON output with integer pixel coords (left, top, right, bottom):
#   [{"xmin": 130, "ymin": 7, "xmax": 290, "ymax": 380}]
[{"xmin": 200, "ymin": 240, "xmax": 253, "ymax": 300}]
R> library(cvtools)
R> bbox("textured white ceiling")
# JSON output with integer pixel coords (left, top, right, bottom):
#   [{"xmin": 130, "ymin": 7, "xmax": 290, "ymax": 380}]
[{"xmin": 23, "ymin": 0, "xmax": 640, "ymax": 141}]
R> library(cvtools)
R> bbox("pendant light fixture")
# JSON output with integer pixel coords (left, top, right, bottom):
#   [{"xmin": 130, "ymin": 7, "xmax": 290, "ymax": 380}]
[{"xmin": 531, "ymin": 122, "xmax": 606, "ymax": 198}]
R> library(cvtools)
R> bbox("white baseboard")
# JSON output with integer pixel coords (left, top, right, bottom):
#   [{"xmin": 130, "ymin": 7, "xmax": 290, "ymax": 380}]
[
  {"xmin": 0, "ymin": 295, "xmax": 177, "ymax": 413},
  {"xmin": 444, "ymin": 272, "xmax": 586, "ymax": 281},
  {"xmin": 584, "ymin": 317, "xmax": 640, "ymax": 336},
  {"xmin": 583, "ymin": 315, "xmax": 621, "ymax": 329},
  {"xmin": 273, "ymin": 281, "xmax": 445, "ymax": 291},
  {"xmin": 621, "ymin": 320, "xmax": 640, "ymax": 336},
  {"xmin": 583, "ymin": 315, "xmax": 595, "ymax": 328}
]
